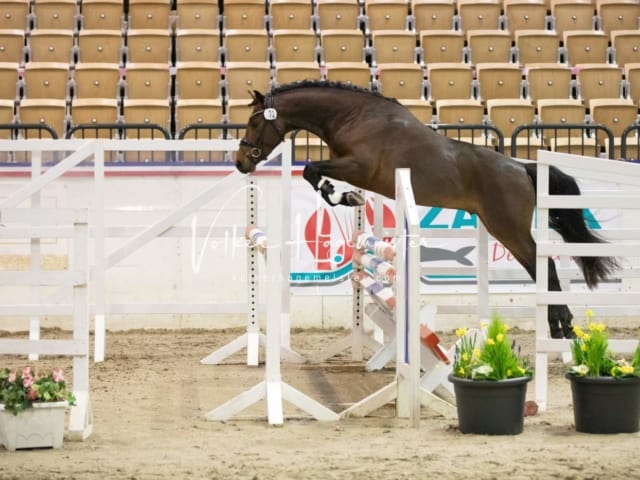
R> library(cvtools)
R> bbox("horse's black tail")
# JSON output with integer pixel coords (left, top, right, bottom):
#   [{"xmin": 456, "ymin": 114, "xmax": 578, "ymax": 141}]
[{"xmin": 524, "ymin": 162, "xmax": 620, "ymax": 289}]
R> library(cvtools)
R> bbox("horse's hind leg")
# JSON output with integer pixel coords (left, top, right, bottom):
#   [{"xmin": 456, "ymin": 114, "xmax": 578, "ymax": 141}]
[
  {"xmin": 479, "ymin": 199, "xmax": 574, "ymax": 339},
  {"xmin": 302, "ymin": 158, "xmax": 365, "ymax": 207}
]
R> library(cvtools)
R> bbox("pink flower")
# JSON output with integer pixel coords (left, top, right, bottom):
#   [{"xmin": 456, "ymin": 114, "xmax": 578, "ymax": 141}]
[
  {"xmin": 27, "ymin": 388, "xmax": 39, "ymax": 401},
  {"xmin": 22, "ymin": 374, "xmax": 34, "ymax": 388},
  {"xmin": 7, "ymin": 371, "xmax": 16, "ymax": 383},
  {"xmin": 52, "ymin": 368, "xmax": 64, "ymax": 383},
  {"xmin": 22, "ymin": 366, "xmax": 31, "ymax": 377}
]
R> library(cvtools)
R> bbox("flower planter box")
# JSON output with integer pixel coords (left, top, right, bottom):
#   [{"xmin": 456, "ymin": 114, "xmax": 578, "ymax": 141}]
[
  {"xmin": 448, "ymin": 374, "xmax": 531, "ymax": 435},
  {"xmin": 0, "ymin": 401, "xmax": 67, "ymax": 451},
  {"xmin": 566, "ymin": 374, "xmax": 640, "ymax": 434}
]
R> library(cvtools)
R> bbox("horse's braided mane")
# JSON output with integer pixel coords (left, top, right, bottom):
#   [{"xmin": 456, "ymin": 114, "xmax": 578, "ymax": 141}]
[{"xmin": 270, "ymin": 80, "xmax": 401, "ymax": 105}]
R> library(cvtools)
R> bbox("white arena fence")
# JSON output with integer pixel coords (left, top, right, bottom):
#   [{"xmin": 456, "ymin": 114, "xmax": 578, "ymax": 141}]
[
  {"xmin": 535, "ymin": 150, "xmax": 640, "ymax": 411},
  {"xmin": 0, "ymin": 206, "xmax": 92, "ymax": 439}
]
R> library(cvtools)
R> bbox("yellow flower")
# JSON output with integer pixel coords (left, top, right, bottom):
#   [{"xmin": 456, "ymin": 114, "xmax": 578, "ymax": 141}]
[
  {"xmin": 496, "ymin": 333, "xmax": 504, "ymax": 343},
  {"xmin": 620, "ymin": 365, "xmax": 634, "ymax": 375},
  {"xmin": 455, "ymin": 327, "xmax": 468, "ymax": 338},
  {"xmin": 473, "ymin": 348, "xmax": 481, "ymax": 359},
  {"xmin": 586, "ymin": 309, "xmax": 594, "ymax": 319},
  {"xmin": 461, "ymin": 352, "xmax": 469, "ymax": 362},
  {"xmin": 502, "ymin": 324, "xmax": 510, "ymax": 332},
  {"xmin": 457, "ymin": 367, "xmax": 465, "ymax": 375},
  {"xmin": 573, "ymin": 325, "xmax": 584, "ymax": 339},
  {"xmin": 486, "ymin": 338, "xmax": 495, "ymax": 346},
  {"xmin": 583, "ymin": 333, "xmax": 591, "ymax": 342},
  {"xmin": 506, "ymin": 369, "xmax": 513, "ymax": 377},
  {"xmin": 580, "ymin": 344, "xmax": 587, "ymax": 352},
  {"xmin": 587, "ymin": 322, "xmax": 605, "ymax": 333},
  {"xmin": 517, "ymin": 366, "xmax": 526, "ymax": 375}
]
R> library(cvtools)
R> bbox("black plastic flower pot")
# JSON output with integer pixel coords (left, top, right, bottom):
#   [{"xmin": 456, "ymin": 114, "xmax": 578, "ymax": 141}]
[
  {"xmin": 566, "ymin": 374, "xmax": 640, "ymax": 434},
  {"xmin": 448, "ymin": 374, "xmax": 531, "ymax": 435}
]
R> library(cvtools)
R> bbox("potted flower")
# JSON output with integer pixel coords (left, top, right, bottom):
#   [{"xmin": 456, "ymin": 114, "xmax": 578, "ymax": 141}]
[
  {"xmin": 566, "ymin": 311, "xmax": 640, "ymax": 434},
  {"xmin": 448, "ymin": 313, "xmax": 533, "ymax": 435},
  {"xmin": 0, "ymin": 366, "xmax": 76, "ymax": 451}
]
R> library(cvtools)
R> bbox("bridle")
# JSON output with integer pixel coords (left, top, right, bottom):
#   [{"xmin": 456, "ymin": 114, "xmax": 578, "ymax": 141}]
[{"xmin": 239, "ymin": 92, "xmax": 285, "ymax": 164}]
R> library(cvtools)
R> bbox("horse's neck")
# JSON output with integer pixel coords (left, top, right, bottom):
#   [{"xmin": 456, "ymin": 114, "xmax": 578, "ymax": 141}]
[{"xmin": 279, "ymin": 91, "xmax": 363, "ymax": 141}]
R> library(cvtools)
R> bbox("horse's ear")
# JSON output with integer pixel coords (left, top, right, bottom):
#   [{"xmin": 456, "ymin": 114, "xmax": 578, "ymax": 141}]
[{"xmin": 248, "ymin": 90, "xmax": 265, "ymax": 106}]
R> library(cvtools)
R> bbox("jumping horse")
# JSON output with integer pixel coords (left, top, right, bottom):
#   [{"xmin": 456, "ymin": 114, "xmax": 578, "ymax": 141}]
[{"xmin": 235, "ymin": 80, "xmax": 619, "ymax": 339}]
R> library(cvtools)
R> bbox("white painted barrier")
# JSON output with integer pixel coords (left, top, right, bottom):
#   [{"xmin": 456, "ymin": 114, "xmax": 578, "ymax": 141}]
[
  {"xmin": 0, "ymin": 138, "xmax": 287, "ymax": 366},
  {"xmin": 0, "ymin": 208, "xmax": 92, "ymax": 440},
  {"xmin": 535, "ymin": 150, "xmax": 640, "ymax": 411},
  {"xmin": 340, "ymin": 169, "xmax": 425, "ymax": 426}
]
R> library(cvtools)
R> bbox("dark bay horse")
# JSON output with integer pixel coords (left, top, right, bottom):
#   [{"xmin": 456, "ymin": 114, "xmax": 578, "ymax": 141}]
[{"xmin": 235, "ymin": 80, "xmax": 619, "ymax": 339}]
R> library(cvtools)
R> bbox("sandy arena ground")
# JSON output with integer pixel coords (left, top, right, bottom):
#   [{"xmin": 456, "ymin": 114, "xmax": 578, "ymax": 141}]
[{"xmin": 1, "ymin": 326, "xmax": 639, "ymax": 480}]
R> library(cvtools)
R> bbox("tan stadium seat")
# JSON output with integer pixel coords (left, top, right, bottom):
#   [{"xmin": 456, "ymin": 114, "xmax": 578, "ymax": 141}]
[
  {"xmin": 222, "ymin": 29, "xmax": 270, "ymax": 63},
  {"xmin": 272, "ymin": 29, "xmax": 319, "ymax": 63},
  {"xmin": 175, "ymin": 0, "xmax": 219, "ymax": 30},
  {"xmin": 127, "ymin": 0, "xmax": 172, "ymax": 29},
  {"xmin": 222, "ymin": 0, "xmax": 267, "ymax": 30},
  {"xmin": 524, "ymin": 63, "xmax": 572, "ymax": 101},
  {"xmin": 32, "ymin": 0, "xmax": 79, "ymax": 31},
  {"xmin": 363, "ymin": 0, "xmax": 410, "ymax": 32},
  {"xmin": 475, "ymin": 62, "xmax": 524, "ymax": 101},
  {"xmin": 419, "ymin": 30, "xmax": 465, "ymax": 64},
  {"xmin": 551, "ymin": 0, "xmax": 595, "ymax": 37},
  {"xmin": 175, "ymin": 29, "xmax": 221, "ymax": 63},
  {"xmin": 123, "ymin": 63, "xmax": 171, "ymax": 99},
  {"xmin": 80, "ymin": 0, "xmax": 124, "ymax": 31},
  {"xmin": 375, "ymin": 62, "xmax": 426, "ymax": 99},
  {"xmin": 466, "ymin": 29, "xmax": 514, "ymax": 65},
  {"xmin": 315, "ymin": 0, "xmax": 361, "ymax": 31},
  {"xmin": 174, "ymin": 61, "xmax": 222, "ymax": 99},
  {"xmin": 320, "ymin": 29, "xmax": 367, "ymax": 63},
  {"xmin": 575, "ymin": 63, "xmax": 623, "ymax": 104},
  {"xmin": 426, "ymin": 62, "xmax": 474, "ymax": 100},
  {"xmin": 269, "ymin": 0, "xmax": 314, "ymax": 30},
  {"xmin": 515, "ymin": 30, "xmax": 560, "ymax": 66},
  {"xmin": 125, "ymin": 29, "xmax": 172, "ymax": 63},
  {"xmin": 371, "ymin": 30, "xmax": 418, "ymax": 65},
  {"xmin": 72, "ymin": 62, "xmax": 121, "ymax": 99},
  {"xmin": 411, "ymin": 0, "xmax": 455, "ymax": 32},
  {"xmin": 76, "ymin": 29, "xmax": 124, "ymax": 64},
  {"xmin": 563, "ymin": 30, "xmax": 610, "ymax": 66},
  {"xmin": 27, "ymin": 29, "xmax": 75, "ymax": 63}
]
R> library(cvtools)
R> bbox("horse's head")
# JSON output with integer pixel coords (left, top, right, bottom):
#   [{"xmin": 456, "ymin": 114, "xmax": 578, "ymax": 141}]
[{"xmin": 236, "ymin": 90, "xmax": 285, "ymax": 173}]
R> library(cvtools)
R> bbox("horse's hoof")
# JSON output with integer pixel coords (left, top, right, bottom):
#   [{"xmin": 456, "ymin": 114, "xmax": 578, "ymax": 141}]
[
  {"xmin": 549, "ymin": 324, "xmax": 564, "ymax": 339},
  {"xmin": 343, "ymin": 191, "xmax": 365, "ymax": 207},
  {"xmin": 562, "ymin": 325, "xmax": 577, "ymax": 339}
]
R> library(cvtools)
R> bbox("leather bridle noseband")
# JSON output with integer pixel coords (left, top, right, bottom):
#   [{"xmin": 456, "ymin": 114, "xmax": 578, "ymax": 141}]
[{"xmin": 239, "ymin": 92, "xmax": 284, "ymax": 164}]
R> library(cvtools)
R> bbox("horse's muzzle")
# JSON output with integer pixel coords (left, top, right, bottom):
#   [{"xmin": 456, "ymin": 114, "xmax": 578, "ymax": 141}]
[{"xmin": 235, "ymin": 156, "xmax": 256, "ymax": 174}]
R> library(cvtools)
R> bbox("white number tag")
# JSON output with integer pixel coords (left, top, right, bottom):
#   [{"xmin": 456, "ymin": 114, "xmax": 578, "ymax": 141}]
[{"xmin": 263, "ymin": 108, "xmax": 278, "ymax": 120}]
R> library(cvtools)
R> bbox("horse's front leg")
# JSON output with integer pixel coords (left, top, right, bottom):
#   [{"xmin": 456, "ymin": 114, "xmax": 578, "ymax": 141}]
[{"xmin": 302, "ymin": 158, "xmax": 365, "ymax": 207}]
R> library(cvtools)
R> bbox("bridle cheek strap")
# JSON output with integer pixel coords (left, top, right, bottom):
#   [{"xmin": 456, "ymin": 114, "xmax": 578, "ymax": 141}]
[{"xmin": 239, "ymin": 93, "xmax": 284, "ymax": 164}]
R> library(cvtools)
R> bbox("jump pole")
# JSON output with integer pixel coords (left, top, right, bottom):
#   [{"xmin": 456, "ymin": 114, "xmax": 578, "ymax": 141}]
[
  {"xmin": 341, "ymin": 169, "xmax": 423, "ymax": 426},
  {"xmin": 205, "ymin": 141, "xmax": 339, "ymax": 424}
]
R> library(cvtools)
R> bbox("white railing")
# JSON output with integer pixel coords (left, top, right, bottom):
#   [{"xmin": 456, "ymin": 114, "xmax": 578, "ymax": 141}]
[{"xmin": 535, "ymin": 150, "xmax": 640, "ymax": 411}]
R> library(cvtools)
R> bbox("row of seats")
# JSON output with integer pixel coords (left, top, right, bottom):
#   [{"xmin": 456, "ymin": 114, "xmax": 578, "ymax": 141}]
[
  {"xmin": 5, "ymin": 60, "xmax": 639, "ymax": 108},
  {"xmin": 3, "ymin": 26, "xmax": 640, "ymax": 70},
  {"xmin": 219, "ymin": 0, "xmax": 640, "ymax": 35},
  {"xmin": 1, "ymin": 94, "xmax": 637, "ymax": 161},
  {"xmin": 4, "ymin": 0, "xmax": 637, "ymax": 35}
]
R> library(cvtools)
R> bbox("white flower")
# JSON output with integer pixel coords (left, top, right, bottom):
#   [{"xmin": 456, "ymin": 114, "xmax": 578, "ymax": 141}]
[
  {"xmin": 471, "ymin": 364, "xmax": 493, "ymax": 379},
  {"xmin": 571, "ymin": 364, "xmax": 589, "ymax": 376}
]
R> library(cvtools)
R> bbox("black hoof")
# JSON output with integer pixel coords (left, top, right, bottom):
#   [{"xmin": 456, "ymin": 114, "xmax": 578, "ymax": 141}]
[
  {"xmin": 549, "ymin": 323, "xmax": 564, "ymax": 339},
  {"xmin": 562, "ymin": 323, "xmax": 576, "ymax": 339},
  {"xmin": 342, "ymin": 191, "xmax": 365, "ymax": 207}
]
